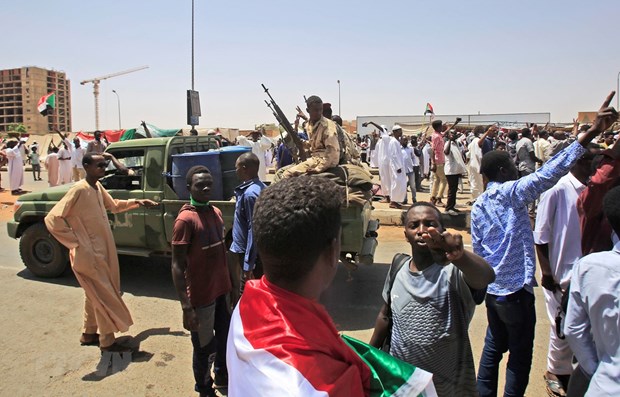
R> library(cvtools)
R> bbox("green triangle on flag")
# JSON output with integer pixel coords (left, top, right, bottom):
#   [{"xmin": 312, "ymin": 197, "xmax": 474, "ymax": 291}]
[
  {"xmin": 342, "ymin": 335, "xmax": 437, "ymax": 397},
  {"xmin": 37, "ymin": 92, "xmax": 56, "ymax": 116}
]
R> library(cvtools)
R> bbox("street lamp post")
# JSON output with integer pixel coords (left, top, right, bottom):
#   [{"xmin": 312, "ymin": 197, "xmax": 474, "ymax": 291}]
[
  {"xmin": 112, "ymin": 90, "xmax": 121, "ymax": 130},
  {"xmin": 337, "ymin": 80, "xmax": 341, "ymax": 116}
]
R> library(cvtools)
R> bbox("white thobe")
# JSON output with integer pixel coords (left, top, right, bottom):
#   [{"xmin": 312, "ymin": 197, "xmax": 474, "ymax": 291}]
[
  {"xmin": 237, "ymin": 136, "xmax": 272, "ymax": 181},
  {"xmin": 5, "ymin": 146, "xmax": 24, "ymax": 191},
  {"xmin": 467, "ymin": 137, "xmax": 483, "ymax": 200},
  {"xmin": 422, "ymin": 143, "xmax": 431, "ymax": 176},
  {"xmin": 533, "ymin": 173, "xmax": 585, "ymax": 374},
  {"xmin": 375, "ymin": 133, "xmax": 391, "ymax": 197},
  {"xmin": 57, "ymin": 147, "xmax": 73, "ymax": 185},
  {"xmin": 386, "ymin": 137, "xmax": 407, "ymax": 202}
]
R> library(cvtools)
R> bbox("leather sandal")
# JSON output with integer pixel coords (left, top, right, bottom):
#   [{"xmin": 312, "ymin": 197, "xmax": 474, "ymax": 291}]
[
  {"xmin": 544, "ymin": 374, "xmax": 567, "ymax": 397},
  {"xmin": 80, "ymin": 333, "xmax": 100, "ymax": 346}
]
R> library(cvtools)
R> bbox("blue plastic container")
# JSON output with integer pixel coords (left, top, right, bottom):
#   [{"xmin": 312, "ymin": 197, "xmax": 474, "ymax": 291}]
[
  {"xmin": 221, "ymin": 169, "xmax": 242, "ymax": 200},
  {"xmin": 218, "ymin": 146, "xmax": 251, "ymax": 172},
  {"xmin": 171, "ymin": 151, "xmax": 223, "ymax": 200}
]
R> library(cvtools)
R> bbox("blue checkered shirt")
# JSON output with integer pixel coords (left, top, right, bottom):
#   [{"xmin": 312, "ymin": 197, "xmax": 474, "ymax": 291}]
[{"xmin": 471, "ymin": 141, "xmax": 587, "ymax": 296}]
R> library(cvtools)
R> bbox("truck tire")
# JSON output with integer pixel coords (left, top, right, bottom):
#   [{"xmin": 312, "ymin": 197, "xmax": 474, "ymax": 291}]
[{"xmin": 19, "ymin": 223, "xmax": 69, "ymax": 278}]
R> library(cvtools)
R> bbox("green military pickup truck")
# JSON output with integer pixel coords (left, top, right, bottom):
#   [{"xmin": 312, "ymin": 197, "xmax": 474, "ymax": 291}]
[{"xmin": 7, "ymin": 135, "xmax": 379, "ymax": 278}]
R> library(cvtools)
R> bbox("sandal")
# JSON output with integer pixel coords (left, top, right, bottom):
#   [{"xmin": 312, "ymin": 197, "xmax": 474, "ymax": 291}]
[
  {"xmin": 544, "ymin": 374, "xmax": 567, "ymax": 397},
  {"xmin": 80, "ymin": 333, "xmax": 100, "ymax": 346}
]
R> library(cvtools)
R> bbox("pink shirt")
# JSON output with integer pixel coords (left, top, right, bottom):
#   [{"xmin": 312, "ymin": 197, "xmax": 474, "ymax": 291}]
[{"xmin": 431, "ymin": 131, "xmax": 445, "ymax": 165}]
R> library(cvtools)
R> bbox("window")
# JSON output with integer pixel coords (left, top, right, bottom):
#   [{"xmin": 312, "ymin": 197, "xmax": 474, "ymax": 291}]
[{"xmin": 100, "ymin": 149, "xmax": 145, "ymax": 191}]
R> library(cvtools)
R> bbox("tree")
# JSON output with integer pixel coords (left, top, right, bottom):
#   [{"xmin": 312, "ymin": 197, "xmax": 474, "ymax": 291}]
[{"xmin": 7, "ymin": 124, "xmax": 27, "ymax": 133}]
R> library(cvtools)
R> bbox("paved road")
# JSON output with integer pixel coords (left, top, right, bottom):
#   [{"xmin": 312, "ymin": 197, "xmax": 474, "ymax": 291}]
[{"xmin": 0, "ymin": 170, "xmax": 549, "ymax": 396}]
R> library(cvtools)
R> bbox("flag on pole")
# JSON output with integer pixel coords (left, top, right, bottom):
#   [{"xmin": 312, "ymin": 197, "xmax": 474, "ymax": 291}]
[
  {"xmin": 37, "ymin": 92, "xmax": 56, "ymax": 116},
  {"xmin": 424, "ymin": 103, "xmax": 434, "ymax": 115}
]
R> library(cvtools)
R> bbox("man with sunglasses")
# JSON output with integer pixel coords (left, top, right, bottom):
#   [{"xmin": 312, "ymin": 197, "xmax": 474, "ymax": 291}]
[{"xmin": 45, "ymin": 152, "xmax": 158, "ymax": 353}]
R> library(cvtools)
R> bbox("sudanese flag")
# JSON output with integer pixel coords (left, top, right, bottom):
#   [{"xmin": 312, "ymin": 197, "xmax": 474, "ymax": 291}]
[
  {"xmin": 37, "ymin": 92, "xmax": 55, "ymax": 116},
  {"xmin": 227, "ymin": 277, "xmax": 436, "ymax": 396},
  {"xmin": 424, "ymin": 103, "xmax": 434, "ymax": 115}
]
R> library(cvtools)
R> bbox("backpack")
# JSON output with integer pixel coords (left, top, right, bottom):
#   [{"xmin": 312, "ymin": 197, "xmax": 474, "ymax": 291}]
[{"xmin": 382, "ymin": 253, "xmax": 411, "ymax": 352}]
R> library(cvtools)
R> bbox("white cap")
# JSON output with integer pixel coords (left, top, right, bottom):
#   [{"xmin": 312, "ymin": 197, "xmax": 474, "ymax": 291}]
[
  {"xmin": 207, "ymin": 129, "xmax": 216, "ymax": 135},
  {"xmin": 392, "ymin": 124, "xmax": 402, "ymax": 131}
]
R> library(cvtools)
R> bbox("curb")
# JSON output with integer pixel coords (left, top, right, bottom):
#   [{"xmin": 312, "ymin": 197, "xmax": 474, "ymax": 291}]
[{"xmin": 372, "ymin": 208, "xmax": 470, "ymax": 229}]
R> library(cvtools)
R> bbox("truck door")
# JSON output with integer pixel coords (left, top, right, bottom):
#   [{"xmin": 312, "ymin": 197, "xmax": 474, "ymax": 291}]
[
  {"xmin": 100, "ymin": 148, "xmax": 147, "ymax": 249},
  {"xmin": 143, "ymin": 146, "xmax": 170, "ymax": 252}
]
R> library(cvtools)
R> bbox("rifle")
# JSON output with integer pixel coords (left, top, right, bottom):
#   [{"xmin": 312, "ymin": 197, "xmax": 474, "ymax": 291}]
[{"xmin": 262, "ymin": 84, "xmax": 308, "ymax": 162}]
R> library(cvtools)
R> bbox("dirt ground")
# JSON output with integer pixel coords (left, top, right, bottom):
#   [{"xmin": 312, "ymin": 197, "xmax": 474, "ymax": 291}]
[
  {"xmin": 0, "ymin": 189, "xmax": 18, "ymax": 222},
  {"xmin": 0, "ymin": 171, "xmax": 550, "ymax": 396}
]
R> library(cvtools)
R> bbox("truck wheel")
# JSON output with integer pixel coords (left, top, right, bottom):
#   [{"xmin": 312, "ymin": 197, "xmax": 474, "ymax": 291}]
[{"xmin": 19, "ymin": 223, "xmax": 68, "ymax": 278}]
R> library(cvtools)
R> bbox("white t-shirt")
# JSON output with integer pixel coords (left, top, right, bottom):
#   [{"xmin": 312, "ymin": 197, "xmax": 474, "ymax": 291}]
[
  {"xmin": 444, "ymin": 141, "xmax": 467, "ymax": 175},
  {"xmin": 467, "ymin": 137, "xmax": 482, "ymax": 173},
  {"xmin": 71, "ymin": 147, "xmax": 86, "ymax": 169},
  {"xmin": 533, "ymin": 172, "xmax": 585, "ymax": 287}
]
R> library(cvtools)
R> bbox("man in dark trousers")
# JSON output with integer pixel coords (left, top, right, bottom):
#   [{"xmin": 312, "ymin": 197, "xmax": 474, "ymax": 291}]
[
  {"xmin": 229, "ymin": 152, "xmax": 266, "ymax": 293},
  {"xmin": 172, "ymin": 165, "xmax": 232, "ymax": 397},
  {"xmin": 473, "ymin": 92, "xmax": 618, "ymax": 397}
]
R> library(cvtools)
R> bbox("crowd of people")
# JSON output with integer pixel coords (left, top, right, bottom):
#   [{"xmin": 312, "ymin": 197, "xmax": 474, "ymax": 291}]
[
  {"xmin": 0, "ymin": 129, "xmax": 109, "ymax": 194},
  {"xmin": 358, "ymin": 113, "xmax": 620, "ymax": 218},
  {"xmin": 24, "ymin": 91, "xmax": 620, "ymax": 397}
]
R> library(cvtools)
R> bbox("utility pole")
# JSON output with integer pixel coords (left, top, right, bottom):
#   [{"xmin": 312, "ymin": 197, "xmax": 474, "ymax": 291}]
[
  {"xmin": 187, "ymin": 0, "xmax": 200, "ymax": 134},
  {"xmin": 337, "ymin": 79, "xmax": 341, "ymax": 116},
  {"xmin": 192, "ymin": 0, "xmax": 195, "ymax": 92}
]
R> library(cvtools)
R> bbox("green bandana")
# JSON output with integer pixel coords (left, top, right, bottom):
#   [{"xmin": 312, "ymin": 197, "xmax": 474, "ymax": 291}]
[{"xmin": 190, "ymin": 195, "xmax": 210, "ymax": 207}]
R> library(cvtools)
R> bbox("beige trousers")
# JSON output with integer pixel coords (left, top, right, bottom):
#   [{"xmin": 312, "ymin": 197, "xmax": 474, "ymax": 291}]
[
  {"xmin": 72, "ymin": 167, "xmax": 86, "ymax": 182},
  {"xmin": 83, "ymin": 295, "xmax": 115, "ymax": 347},
  {"xmin": 431, "ymin": 164, "xmax": 447, "ymax": 199},
  {"xmin": 280, "ymin": 158, "xmax": 323, "ymax": 179}
]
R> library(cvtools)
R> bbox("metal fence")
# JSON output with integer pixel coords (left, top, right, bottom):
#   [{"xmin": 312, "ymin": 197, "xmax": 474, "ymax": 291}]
[{"xmin": 357, "ymin": 113, "xmax": 551, "ymax": 136}]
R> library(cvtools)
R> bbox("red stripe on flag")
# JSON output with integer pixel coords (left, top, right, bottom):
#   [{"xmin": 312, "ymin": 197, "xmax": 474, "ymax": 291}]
[{"xmin": 239, "ymin": 278, "xmax": 371, "ymax": 396}]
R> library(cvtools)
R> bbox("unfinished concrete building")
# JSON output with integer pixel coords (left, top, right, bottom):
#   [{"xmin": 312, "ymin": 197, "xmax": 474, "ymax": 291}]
[{"xmin": 0, "ymin": 66, "xmax": 71, "ymax": 134}]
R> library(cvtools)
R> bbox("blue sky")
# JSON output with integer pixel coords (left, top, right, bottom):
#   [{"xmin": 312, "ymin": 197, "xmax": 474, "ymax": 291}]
[{"xmin": 4, "ymin": 0, "xmax": 619, "ymax": 131}]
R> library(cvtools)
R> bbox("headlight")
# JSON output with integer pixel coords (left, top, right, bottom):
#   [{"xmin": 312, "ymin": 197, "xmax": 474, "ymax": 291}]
[{"xmin": 13, "ymin": 201, "xmax": 22, "ymax": 214}]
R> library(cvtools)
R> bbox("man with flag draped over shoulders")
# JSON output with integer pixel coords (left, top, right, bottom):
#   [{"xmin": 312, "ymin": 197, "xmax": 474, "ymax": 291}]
[{"xmin": 227, "ymin": 176, "xmax": 436, "ymax": 397}]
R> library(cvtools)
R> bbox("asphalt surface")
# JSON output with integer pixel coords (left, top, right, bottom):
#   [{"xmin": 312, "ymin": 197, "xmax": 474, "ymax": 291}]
[{"xmin": 0, "ymin": 170, "xmax": 550, "ymax": 396}]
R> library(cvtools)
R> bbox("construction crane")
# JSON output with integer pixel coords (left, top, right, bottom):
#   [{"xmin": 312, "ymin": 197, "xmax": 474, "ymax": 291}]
[{"xmin": 80, "ymin": 66, "xmax": 149, "ymax": 130}]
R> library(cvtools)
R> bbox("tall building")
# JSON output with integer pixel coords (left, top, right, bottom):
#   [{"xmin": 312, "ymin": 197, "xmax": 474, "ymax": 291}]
[{"xmin": 0, "ymin": 66, "xmax": 71, "ymax": 134}]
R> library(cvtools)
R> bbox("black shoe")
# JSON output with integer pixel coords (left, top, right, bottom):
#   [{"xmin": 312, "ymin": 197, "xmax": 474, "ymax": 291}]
[
  {"xmin": 199, "ymin": 390, "xmax": 217, "ymax": 397},
  {"xmin": 214, "ymin": 370, "xmax": 228, "ymax": 389}
]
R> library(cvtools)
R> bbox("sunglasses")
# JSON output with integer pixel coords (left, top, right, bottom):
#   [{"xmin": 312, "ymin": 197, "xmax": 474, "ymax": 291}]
[{"xmin": 96, "ymin": 161, "xmax": 110, "ymax": 168}]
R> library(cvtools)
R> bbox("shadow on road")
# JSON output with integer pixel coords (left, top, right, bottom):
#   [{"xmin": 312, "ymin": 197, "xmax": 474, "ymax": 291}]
[
  {"xmin": 81, "ymin": 327, "xmax": 186, "ymax": 381},
  {"xmin": 16, "ymin": 255, "xmax": 178, "ymax": 301},
  {"xmin": 16, "ymin": 252, "xmax": 390, "ymax": 333},
  {"xmin": 321, "ymin": 262, "xmax": 389, "ymax": 332}
]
